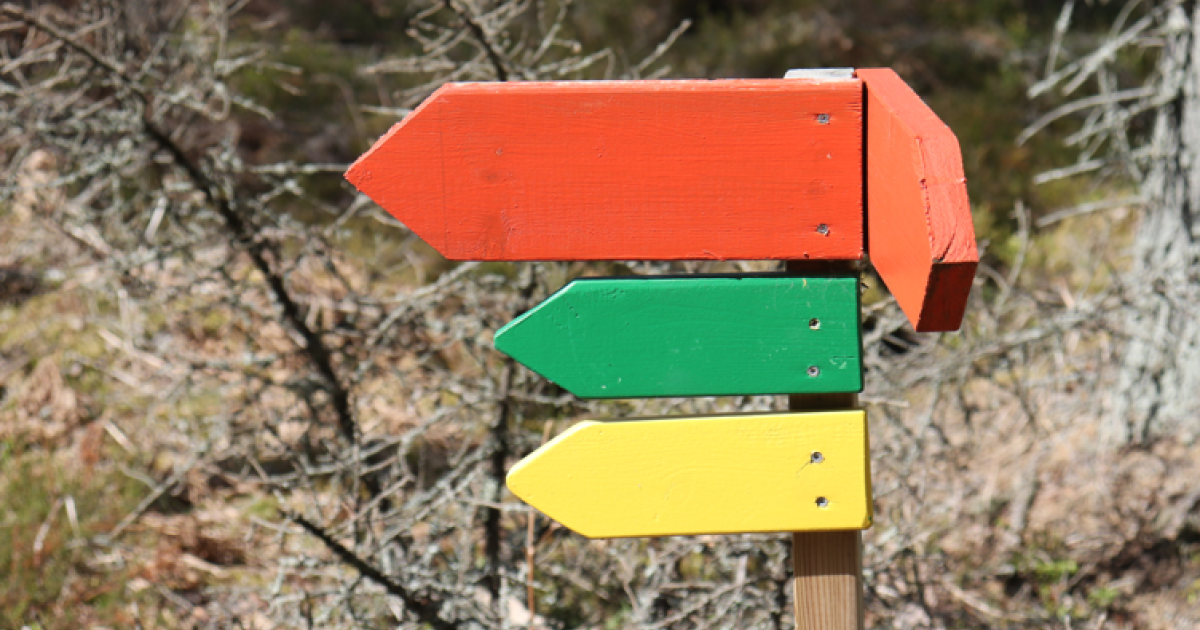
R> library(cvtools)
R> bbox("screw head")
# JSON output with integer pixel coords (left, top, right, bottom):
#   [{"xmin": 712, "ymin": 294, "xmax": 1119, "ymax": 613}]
[
  {"xmin": 808, "ymin": 318, "xmax": 820, "ymax": 330},
  {"xmin": 807, "ymin": 366, "xmax": 820, "ymax": 377},
  {"xmin": 811, "ymin": 451, "xmax": 824, "ymax": 464},
  {"xmin": 816, "ymin": 497, "xmax": 829, "ymax": 508},
  {"xmin": 816, "ymin": 223, "xmax": 829, "ymax": 235},
  {"xmin": 817, "ymin": 114, "xmax": 831, "ymax": 124}
]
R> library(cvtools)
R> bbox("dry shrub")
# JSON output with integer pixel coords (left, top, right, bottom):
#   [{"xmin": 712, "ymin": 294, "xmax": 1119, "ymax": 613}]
[{"xmin": 1, "ymin": 1, "xmax": 1198, "ymax": 629}]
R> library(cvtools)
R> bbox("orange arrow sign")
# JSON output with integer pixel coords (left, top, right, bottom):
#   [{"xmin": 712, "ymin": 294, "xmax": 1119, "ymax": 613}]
[
  {"xmin": 858, "ymin": 69, "xmax": 977, "ymax": 332},
  {"xmin": 346, "ymin": 78, "xmax": 864, "ymax": 261},
  {"xmin": 346, "ymin": 69, "xmax": 977, "ymax": 332}
]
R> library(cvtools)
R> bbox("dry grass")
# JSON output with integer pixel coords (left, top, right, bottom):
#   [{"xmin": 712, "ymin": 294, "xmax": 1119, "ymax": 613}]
[
  {"xmin": 4, "ymin": 151, "xmax": 1199, "ymax": 629},
  {"xmin": 1, "ymin": 2, "xmax": 1199, "ymax": 629}
]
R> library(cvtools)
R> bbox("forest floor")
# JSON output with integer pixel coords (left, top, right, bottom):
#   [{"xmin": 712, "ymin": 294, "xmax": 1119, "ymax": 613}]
[
  {"xmin": 3, "ymin": 154, "xmax": 1200, "ymax": 630},
  {"xmin": 3, "ymin": 2, "xmax": 1200, "ymax": 627}
]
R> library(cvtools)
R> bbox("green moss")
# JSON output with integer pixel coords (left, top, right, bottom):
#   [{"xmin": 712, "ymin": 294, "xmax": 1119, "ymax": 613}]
[
  {"xmin": 602, "ymin": 604, "xmax": 633, "ymax": 630},
  {"xmin": 1088, "ymin": 585, "xmax": 1120, "ymax": 609},
  {"xmin": 178, "ymin": 390, "xmax": 226, "ymax": 419},
  {"xmin": 1187, "ymin": 579, "xmax": 1200, "ymax": 604},
  {"xmin": 65, "ymin": 364, "xmax": 108, "ymax": 398},
  {"xmin": 1034, "ymin": 558, "xmax": 1078, "ymax": 583},
  {"xmin": 244, "ymin": 495, "xmax": 280, "ymax": 520},
  {"xmin": 0, "ymin": 292, "xmax": 107, "ymax": 361},
  {"xmin": 202, "ymin": 309, "xmax": 228, "ymax": 336},
  {"xmin": 0, "ymin": 441, "xmax": 143, "ymax": 629},
  {"xmin": 143, "ymin": 308, "xmax": 168, "ymax": 336}
]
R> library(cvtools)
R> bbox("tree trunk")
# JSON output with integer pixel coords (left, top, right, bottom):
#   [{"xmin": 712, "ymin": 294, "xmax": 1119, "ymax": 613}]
[{"xmin": 1110, "ymin": 4, "xmax": 1200, "ymax": 445}]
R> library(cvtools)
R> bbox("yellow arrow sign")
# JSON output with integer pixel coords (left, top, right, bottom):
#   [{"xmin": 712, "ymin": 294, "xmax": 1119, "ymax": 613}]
[{"xmin": 507, "ymin": 411, "xmax": 872, "ymax": 538}]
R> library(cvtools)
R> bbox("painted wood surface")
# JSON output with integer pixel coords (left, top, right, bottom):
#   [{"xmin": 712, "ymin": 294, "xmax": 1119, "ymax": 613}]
[
  {"xmin": 785, "ymin": 262, "xmax": 866, "ymax": 630},
  {"xmin": 345, "ymin": 79, "xmax": 863, "ymax": 261},
  {"xmin": 506, "ymin": 411, "xmax": 873, "ymax": 538},
  {"xmin": 494, "ymin": 274, "xmax": 862, "ymax": 398},
  {"xmin": 857, "ymin": 68, "xmax": 978, "ymax": 332}
]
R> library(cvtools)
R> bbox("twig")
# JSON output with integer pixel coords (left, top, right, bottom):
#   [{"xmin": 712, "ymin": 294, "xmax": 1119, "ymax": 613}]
[
  {"xmin": 0, "ymin": 4, "xmax": 134, "ymax": 89},
  {"xmin": 288, "ymin": 513, "xmax": 455, "ymax": 630},
  {"xmin": 1045, "ymin": 0, "xmax": 1076, "ymax": 80},
  {"xmin": 33, "ymin": 497, "xmax": 63, "ymax": 562},
  {"xmin": 996, "ymin": 200, "xmax": 1030, "ymax": 313},
  {"xmin": 634, "ymin": 19, "xmax": 691, "ymax": 76},
  {"xmin": 485, "ymin": 269, "xmax": 539, "ymax": 601},
  {"xmin": 526, "ymin": 420, "xmax": 555, "ymax": 623},
  {"xmin": 1032, "ymin": 148, "xmax": 1151, "ymax": 185},
  {"xmin": 1036, "ymin": 195, "xmax": 1145, "ymax": 227},
  {"xmin": 1017, "ymin": 86, "xmax": 1155, "ymax": 145},
  {"xmin": 445, "ymin": 0, "xmax": 510, "ymax": 81},
  {"xmin": 106, "ymin": 450, "xmax": 203, "ymax": 541}
]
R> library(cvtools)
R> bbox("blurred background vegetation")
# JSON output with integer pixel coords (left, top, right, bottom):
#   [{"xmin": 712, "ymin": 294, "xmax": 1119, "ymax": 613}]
[
  {"xmin": 225, "ymin": 0, "xmax": 1153, "ymax": 287},
  {"xmin": 4, "ymin": 1, "xmax": 1198, "ymax": 629}
]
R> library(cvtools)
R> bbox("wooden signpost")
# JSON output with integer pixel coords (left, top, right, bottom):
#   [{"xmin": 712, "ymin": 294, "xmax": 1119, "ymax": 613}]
[{"xmin": 348, "ymin": 68, "xmax": 976, "ymax": 630}]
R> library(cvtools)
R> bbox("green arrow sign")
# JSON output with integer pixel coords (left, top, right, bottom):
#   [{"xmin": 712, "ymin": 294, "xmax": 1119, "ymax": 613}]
[{"xmin": 494, "ymin": 274, "xmax": 862, "ymax": 398}]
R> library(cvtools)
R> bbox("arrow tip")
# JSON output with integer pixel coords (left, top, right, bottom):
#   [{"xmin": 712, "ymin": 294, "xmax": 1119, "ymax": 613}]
[
  {"xmin": 344, "ymin": 88, "xmax": 453, "ymax": 256},
  {"xmin": 506, "ymin": 421, "xmax": 599, "ymax": 537},
  {"xmin": 857, "ymin": 68, "xmax": 977, "ymax": 332},
  {"xmin": 507, "ymin": 413, "xmax": 873, "ymax": 538}
]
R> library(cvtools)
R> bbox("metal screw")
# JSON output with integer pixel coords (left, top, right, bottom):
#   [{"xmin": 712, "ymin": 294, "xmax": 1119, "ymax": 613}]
[
  {"xmin": 816, "ymin": 497, "xmax": 829, "ymax": 508},
  {"xmin": 811, "ymin": 451, "xmax": 824, "ymax": 464},
  {"xmin": 809, "ymin": 318, "xmax": 820, "ymax": 330},
  {"xmin": 816, "ymin": 223, "xmax": 829, "ymax": 235},
  {"xmin": 807, "ymin": 366, "xmax": 820, "ymax": 377},
  {"xmin": 817, "ymin": 114, "xmax": 831, "ymax": 124}
]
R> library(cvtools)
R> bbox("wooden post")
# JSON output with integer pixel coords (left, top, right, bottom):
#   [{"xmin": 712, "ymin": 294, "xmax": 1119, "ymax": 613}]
[{"xmin": 788, "ymin": 260, "xmax": 865, "ymax": 630}]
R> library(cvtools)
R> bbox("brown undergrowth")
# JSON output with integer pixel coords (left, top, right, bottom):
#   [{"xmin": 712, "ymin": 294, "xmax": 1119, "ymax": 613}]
[
  {"xmin": 4, "ymin": 150, "xmax": 1198, "ymax": 629},
  {"xmin": 2, "ymin": 2, "xmax": 1199, "ymax": 629}
]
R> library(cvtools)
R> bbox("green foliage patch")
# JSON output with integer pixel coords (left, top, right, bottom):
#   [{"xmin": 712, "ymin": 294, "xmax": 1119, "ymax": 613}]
[{"xmin": 0, "ymin": 440, "xmax": 144, "ymax": 629}]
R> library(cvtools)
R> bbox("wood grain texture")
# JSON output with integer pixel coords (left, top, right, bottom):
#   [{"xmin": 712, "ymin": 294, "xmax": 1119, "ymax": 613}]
[
  {"xmin": 793, "ymin": 531, "xmax": 865, "ymax": 630},
  {"xmin": 857, "ymin": 68, "xmax": 977, "ymax": 332},
  {"xmin": 494, "ymin": 274, "xmax": 863, "ymax": 398},
  {"xmin": 345, "ymin": 79, "xmax": 863, "ymax": 261},
  {"xmin": 506, "ymin": 411, "xmax": 873, "ymax": 538}
]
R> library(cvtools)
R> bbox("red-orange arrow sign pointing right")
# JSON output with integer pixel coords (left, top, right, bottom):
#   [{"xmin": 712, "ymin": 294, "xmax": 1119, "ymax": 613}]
[
  {"xmin": 345, "ymin": 69, "xmax": 977, "ymax": 332},
  {"xmin": 858, "ymin": 69, "xmax": 977, "ymax": 332}
]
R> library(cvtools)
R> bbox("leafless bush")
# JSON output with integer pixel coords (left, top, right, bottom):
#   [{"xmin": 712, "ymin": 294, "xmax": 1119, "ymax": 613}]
[
  {"xmin": 0, "ymin": 2, "xmax": 785, "ymax": 628},
  {"xmin": 5, "ymin": 1, "xmax": 1200, "ymax": 629}
]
